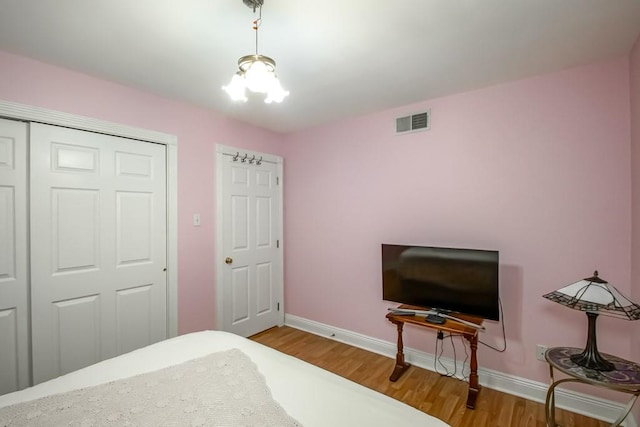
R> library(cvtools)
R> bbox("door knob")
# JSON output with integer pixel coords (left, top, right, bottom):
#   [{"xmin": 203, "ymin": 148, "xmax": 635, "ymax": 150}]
[{"xmin": 225, "ymin": 257, "xmax": 233, "ymax": 264}]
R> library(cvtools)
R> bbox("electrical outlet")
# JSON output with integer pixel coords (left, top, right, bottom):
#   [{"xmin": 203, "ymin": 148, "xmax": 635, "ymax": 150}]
[{"xmin": 536, "ymin": 344, "xmax": 548, "ymax": 361}]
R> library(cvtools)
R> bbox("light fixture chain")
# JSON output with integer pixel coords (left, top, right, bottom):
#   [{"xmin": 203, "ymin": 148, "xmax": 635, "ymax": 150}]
[{"xmin": 253, "ymin": 5, "xmax": 262, "ymax": 55}]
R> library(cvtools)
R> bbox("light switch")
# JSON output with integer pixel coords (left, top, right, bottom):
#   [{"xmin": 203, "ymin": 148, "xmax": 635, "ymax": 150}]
[{"xmin": 193, "ymin": 213, "xmax": 201, "ymax": 226}]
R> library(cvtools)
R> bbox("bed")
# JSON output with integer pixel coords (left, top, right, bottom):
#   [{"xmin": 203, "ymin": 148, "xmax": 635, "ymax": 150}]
[{"xmin": 0, "ymin": 330, "xmax": 450, "ymax": 426}]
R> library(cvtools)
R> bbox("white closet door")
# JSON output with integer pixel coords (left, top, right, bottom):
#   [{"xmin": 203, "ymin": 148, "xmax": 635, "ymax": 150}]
[
  {"xmin": 0, "ymin": 118, "xmax": 29, "ymax": 394},
  {"xmin": 30, "ymin": 123, "xmax": 168, "ymax": 384}
]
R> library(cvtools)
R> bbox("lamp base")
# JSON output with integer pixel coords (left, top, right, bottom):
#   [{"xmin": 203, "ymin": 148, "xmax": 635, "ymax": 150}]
[
  {"xmin": 570, "ymin": 349, "xmax": 614, "ymax": 371},
  {"xmin": 570, "ymin": 311, "xmax": 615, "ymax": 371}
]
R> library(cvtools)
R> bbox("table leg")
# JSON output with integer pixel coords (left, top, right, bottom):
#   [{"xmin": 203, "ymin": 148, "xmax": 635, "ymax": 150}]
[
  {"xmin": 466, "ymin": 334, "xmax": 480, "ymax": 409},
  {"xmin": 546, "ymin": 366, "xmax": 556, "ymax": 427},
  {"xmin": 389, "ymin": 320, "xmax": 410, "ymax": 382},
  {"xmin": 546, "ymin": 378, "xmax": 595, "ymax": 427},
  {"xmin": 545, "ymin": 380, "xmax": 559, "ymax": 427},
  {"xmin": 545, "ymin": 375, "xmax": 639, "ymax": 427}
]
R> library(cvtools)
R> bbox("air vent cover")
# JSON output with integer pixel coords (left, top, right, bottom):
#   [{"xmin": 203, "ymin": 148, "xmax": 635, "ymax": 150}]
[{"xmin": 396, "ymin": 110, "xmax": 431, "ymax": 135}]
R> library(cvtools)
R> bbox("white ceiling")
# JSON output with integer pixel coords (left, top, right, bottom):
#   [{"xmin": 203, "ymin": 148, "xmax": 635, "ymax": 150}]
[{"xmin": 1, "ymin": 1, "xmax": 639, "ymax": 134}]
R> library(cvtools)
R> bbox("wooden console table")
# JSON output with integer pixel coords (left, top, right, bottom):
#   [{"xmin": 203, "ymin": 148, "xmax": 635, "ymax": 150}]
[{"xmin": 386, "ymin": 305, "xmax": 484, "ymax": 409}]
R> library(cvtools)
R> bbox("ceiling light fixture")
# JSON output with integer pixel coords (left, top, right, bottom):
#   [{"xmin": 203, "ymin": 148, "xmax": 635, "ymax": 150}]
[{"xmin": 222, "ymin": 0, "xmax": 289, "ymax": 104}]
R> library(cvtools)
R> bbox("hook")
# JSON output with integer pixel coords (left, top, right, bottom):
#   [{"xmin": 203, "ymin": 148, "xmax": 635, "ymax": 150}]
[
  {"xmin": 241, "ymin": 153, "xmax": 248, "ymax": 163},
  {"xmin": 256, "ymin": 156, "xmax": 262, "ymax": 166},
  {"xmin": 232, "ymin": 152, "xmax": 239, "ymax": 162},
  {"xmin": 249, "ymin": 155, "xmax": 256, "ymax": 164}
]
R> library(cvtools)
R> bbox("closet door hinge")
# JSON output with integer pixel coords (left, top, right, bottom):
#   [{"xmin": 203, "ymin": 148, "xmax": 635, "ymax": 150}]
[
  {"xmin": 276, "ymin": 176, "xmax": 279, "ymax": 185},
  {"xmin": 276, "ymin": 239, "xmax": 280, "ymax": 248},
  {"xmin": 277, "ymin": 302, "xmax": 280, "ymax": 311}
]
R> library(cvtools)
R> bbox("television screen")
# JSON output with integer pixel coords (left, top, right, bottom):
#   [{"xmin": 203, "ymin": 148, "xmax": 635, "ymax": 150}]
[{"xmin": 382, "ymin": 244, "xmax": 500, "ymax": 320}]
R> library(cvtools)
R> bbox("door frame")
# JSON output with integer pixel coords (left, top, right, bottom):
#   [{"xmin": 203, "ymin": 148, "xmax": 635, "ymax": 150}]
[
  {"xmin": 0, "ymin": 100, "xmax": 179, "ymax": 338},
  {"xmin": 215, "ymin": 144, "xmax": 284, "ymax": 332}
]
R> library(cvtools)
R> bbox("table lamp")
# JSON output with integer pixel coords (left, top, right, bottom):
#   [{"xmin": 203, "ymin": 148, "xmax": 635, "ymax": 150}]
[{"xmin": 542, "ymin": 271, "xmax": 640, "ymax": 371}]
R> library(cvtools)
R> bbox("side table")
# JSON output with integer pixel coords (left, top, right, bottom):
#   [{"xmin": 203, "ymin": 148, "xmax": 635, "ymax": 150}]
[
  {"xmin": 545, "ymin": 347, "xmax": 640, "ymax": 427},
  {"xmin": 386, "ymin": 306, "xmax": 483, "ymax": 409}
]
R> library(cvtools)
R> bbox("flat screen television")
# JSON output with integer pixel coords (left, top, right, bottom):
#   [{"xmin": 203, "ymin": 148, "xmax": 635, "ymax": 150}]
[{"xmin": 382, "ymin": 244, "xmax": 500, "ymax": 321}]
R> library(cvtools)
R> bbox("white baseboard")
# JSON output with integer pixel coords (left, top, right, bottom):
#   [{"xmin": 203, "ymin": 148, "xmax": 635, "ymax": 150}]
[{"xmin": 284, "ymin": 314, "xmax": 637, "ymax": 427}]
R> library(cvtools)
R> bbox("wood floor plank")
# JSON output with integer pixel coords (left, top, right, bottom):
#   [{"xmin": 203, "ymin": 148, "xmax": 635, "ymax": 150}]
[{"xmin": 251, "ymin": 326, "xmax": 609, "ymax": 427}]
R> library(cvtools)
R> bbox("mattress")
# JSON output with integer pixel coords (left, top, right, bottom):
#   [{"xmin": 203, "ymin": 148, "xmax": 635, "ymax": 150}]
[{"xmin": 0, "ymin": 330, "xmax": 450, "ymax": 427}]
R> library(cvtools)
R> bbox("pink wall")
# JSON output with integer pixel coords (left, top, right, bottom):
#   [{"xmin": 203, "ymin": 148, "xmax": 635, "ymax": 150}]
[
  {"xmin": 630, "ymin": 33, "xmax": 640, "ymax": 421},
  {"xmin": 0, "ymin": 50, "xmax": 285, "ymax": 334},
  {"xmin": 283, "ymin": 58, "xmax": 632, "ymax": 384}
]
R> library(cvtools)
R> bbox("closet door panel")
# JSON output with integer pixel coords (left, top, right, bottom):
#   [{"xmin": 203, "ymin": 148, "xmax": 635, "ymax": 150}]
[
  {"xmin": 0, "ymin": 118, "xmax": 28, "ymax": 394},
  {"xmin": 52, "ymin": 295, "xmax": 101, "ymax": 376},
  {"xmin": 52, "ymin": 188, "xmax": 100, "ymax": 272},
  {"xmin": 0, "ymin": 187, "xmax": 16, "ymax": 278},
  {"xmin": 0, "ymin": 308, "xmax": 19, "ymax": 394},
  {"xmin": 116, "ymin": 285, "xmax": 152, "ymax": 355}
]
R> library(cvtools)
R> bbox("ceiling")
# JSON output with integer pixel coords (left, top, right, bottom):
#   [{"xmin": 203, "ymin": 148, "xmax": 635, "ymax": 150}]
[{"xmin": 1, "ymin": 1, "xmax": 639, "ymax": 134}]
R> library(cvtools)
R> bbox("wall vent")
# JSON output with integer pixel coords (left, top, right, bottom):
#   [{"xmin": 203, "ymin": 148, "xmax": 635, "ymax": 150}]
[{"xmin": 395, "ymin": 110, "xmax": 431, "ymax": 135}]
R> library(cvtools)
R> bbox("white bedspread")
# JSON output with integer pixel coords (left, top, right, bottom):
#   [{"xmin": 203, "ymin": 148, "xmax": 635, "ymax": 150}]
[{"xmin": 0, "ymin": 330, "xmax": 450, "ymax": 427}]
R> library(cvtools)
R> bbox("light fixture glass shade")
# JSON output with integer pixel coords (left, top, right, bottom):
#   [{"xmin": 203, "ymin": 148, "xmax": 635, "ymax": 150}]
[
  {"xmin": 244, "ymin": 60, "xmax": 275, "ymax": 93},
  {"xmin": 265, "ymin": 78, "xmax": 290, "ymax": 104},
  {"xmin": 222, "ymin": 73, "xmax": 248, "ymax": 102}
]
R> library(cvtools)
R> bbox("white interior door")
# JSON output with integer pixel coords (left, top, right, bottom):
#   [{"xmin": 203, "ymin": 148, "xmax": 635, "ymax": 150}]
[
  {"xmin": 30, "ymin": 123, "xmax": 167, "ymax": 384},
  {"xmin": 0, "ymin": 118, "xmax": 29, "ymax": 394},
  {"xmin": 217, "ymin": 146, "xmax": 283, "ymax": 337}
]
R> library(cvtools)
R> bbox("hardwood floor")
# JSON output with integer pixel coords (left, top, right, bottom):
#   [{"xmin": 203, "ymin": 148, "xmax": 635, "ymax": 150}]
[{"xmin": 251, "ymin": 326, "xmax": 609, "ymax": 427}]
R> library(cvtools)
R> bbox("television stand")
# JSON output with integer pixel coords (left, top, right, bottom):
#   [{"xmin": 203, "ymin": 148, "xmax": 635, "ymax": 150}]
[{"xmin": 386, "ymin": 305, "xmax": 484, "ymax": 409}]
